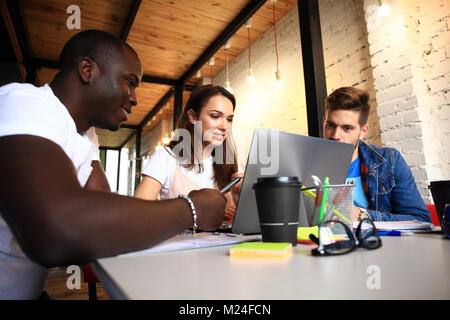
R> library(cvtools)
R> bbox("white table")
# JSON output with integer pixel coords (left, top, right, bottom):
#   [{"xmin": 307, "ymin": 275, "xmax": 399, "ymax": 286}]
[{"xmin": 92, "ymin": 232, "xmax": 450, "ymax": 300}]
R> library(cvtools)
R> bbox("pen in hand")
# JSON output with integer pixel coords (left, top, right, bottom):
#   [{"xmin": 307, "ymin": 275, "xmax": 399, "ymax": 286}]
[{"xmin": 220, "ymin": 177, "xmax": 241, "ymax": 194}]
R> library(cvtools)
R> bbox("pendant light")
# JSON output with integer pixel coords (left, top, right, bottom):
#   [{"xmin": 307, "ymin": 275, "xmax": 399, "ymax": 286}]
[
  {"xmin": 155, "ymin": 121, "xmax": 163, "ymax": 151},
  {"xmin": 162, "ymin": 106, "xmax": 171, "ymax": 145},
  {"xmin": 377, "ymin": 0, "xmax": 391, "ymax": 17},
  {"xmin": 224, "ymin": 39, "xmax": 233, "ymax": 94},
  {"xmin": 209, "ymin": 57, "xmax": 215, "ymax": 85},
  {"xmin": 245, "ymin": 19, "xmax": 255, "ymax": 84},
  {"xmin": 271, "ymin": 0, "xmax": 283, "ymax": 88}
]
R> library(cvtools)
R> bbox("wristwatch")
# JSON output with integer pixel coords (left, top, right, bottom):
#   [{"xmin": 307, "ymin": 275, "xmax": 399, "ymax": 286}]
[{"xmin": 358, "ymin": 208, "xmax": 371, "ymax": 221}]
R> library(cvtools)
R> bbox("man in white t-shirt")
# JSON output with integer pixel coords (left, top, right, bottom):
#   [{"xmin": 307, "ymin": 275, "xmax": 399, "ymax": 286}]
[{"xmin": 0, "ymin": 30, "xmax": 226, "ymax": 299}]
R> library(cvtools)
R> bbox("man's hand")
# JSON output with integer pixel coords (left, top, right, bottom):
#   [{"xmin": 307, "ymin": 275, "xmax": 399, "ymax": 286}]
[{"xmin": 188, "ymin": 189, "xmax": 227, "ymax": 231}]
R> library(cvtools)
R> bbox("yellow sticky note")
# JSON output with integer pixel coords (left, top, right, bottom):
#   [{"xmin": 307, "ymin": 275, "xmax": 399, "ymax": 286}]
[
  {"xmin": 229, "ymin": 242, "xmax": 292, "ymax": 258},
  {"xmin": 297, "ymin": 226, "xmax": 319, "ymax": 241}
]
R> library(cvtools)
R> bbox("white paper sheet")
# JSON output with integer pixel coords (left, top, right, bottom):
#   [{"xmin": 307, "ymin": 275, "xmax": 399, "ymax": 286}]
[
  {"xmin": 353, "ymin": 220, "xmax": 435, "ymax": 231},
  {"xmin": 119, "ymin": 232, "xmax": 262, "ymax": 258}
]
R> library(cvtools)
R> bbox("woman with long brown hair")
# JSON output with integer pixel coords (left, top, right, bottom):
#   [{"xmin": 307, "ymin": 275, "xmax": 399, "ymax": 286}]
[{"xmin": 135, "ymin": 85, "xmax": 242, "ymax": 221}]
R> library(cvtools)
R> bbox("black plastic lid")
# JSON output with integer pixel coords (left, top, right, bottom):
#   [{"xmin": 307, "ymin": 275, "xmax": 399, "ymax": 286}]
[{"xmin": 253, "ymin": 176, "xmax": 302, "ymax": 188}]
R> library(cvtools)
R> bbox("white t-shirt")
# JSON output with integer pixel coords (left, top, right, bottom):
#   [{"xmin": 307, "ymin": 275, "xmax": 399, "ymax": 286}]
[
  {"xmin": 141, "ymin": 147, "xmax": 216, "ymax": 199},
  {"xmin": 0, "ymin": 82, "xmax": 100, "ymax": 299}
]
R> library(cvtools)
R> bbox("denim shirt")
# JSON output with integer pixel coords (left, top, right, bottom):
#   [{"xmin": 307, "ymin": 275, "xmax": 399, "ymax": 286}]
[{"xmin": 358, "ymin": 141, "xmax": 431, "ymax": 222}]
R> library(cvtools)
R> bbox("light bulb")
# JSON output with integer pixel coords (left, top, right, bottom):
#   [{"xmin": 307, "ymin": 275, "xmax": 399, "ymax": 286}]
[
  {"xmin": 275, "ymin": 79, "xmax": 284, "ymax": 88},
  {"xmin": 274, "ymin": 70, "xmax": 283, "ymax": 88},
  {"xmin": 155, "ymin": 142, "xmax": 163, "ymax": 151},
  {"xmin": 378, "ymin": 1, "xmax": 391, "ymax": 17},
  {"xmin": 225, "ymin": 39, "xmax": 232, "ymax": 49},
  {"xmin": 247, "ymin": 68, "xmax": 255, "ymax": 84},
  {"xmin": 224, "ymin": 81, "xmax": 234, "ymax": 94},
  {"xmin": 162, "ymin": 136, "xmax": 170, "ymax": 145}
]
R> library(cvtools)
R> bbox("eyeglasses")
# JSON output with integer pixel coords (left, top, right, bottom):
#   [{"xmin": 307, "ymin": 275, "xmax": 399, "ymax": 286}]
[{"xmin": 310, "ymin": 218, "xmax": 382, "ymax": 256}]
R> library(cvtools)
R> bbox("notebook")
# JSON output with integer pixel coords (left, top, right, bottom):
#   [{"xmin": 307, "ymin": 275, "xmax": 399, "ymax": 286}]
[{"xmin": 354, "ymin": 220, "xmax": 435, "ymax": 231}]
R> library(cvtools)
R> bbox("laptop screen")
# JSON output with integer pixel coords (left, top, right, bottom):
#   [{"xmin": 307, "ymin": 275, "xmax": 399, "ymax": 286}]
[{"xmin": 231, "ymin": 128, "xmax": 354, "ymax": 234}]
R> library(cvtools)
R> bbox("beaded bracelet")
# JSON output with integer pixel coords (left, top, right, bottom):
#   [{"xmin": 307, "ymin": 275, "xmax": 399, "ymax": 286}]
[{"xmin": 178, "ymin": 194, "xmax": 198, "ymax": 234}]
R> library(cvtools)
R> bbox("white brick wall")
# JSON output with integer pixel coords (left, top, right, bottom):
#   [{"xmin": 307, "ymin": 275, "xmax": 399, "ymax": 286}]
[
  {"xmin": 364, "ymin": 0, "xmax": 450, "ymax": 201},
  {"xmin": 411, "ymin": 0, "xmax": 450, "ymax": 199},
  {"xmin": 320, "ymin": 0, "xmax": 381, "ymax": 145}
]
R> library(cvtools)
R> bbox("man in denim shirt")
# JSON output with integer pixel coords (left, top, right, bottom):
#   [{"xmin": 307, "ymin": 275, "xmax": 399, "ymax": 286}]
[{"xmin": 323, "ymin": 87, "xmax": 430, "ymax": 222}]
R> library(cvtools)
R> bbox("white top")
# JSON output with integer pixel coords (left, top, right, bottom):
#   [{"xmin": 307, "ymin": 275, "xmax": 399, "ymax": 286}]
[
  {"xmin": 141, "ymin": 147, "xmax": 216, "ymax": 199},
  {"xmin": 0, "ymin": 82, "xmax": 100, "ymax": 299}
]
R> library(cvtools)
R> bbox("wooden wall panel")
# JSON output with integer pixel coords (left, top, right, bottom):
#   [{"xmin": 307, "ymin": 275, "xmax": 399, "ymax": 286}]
[
  {"xmin": 24, "ymin": 0, "xmax": 131, "ymax": 60},
  {"xmin": 127, "ymin": 0, "xmax": 248, "ymax": 80}
]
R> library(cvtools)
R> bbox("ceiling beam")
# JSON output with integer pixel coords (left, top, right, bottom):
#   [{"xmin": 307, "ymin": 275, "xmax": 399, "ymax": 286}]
[
  {"xmin": 35, "ymin": 58, "xmax": 59, "ymax": 70},
  {"xmin": 141, "ymin": 75, "xmax": 177, "ymax": 86},
  {"xmin": 6, "ymin": 0, "xmax": 35, "ymax": 84},
  {"xmin": 120, "ymin": 124, "xmax": 138, "ymax": 130},
  {"xmin": 178, "ymin": 0, "xmax": 267, "ymax": 85},
  {"xmin": 0, "ymin": 0, "xmax": 26, "ymax": 80},
  {"xmin": 183, "ymin": 84, "xmax": 197, "ymax": 92},
  {"xmin": 120, "ymin": 0, "xmax": 141, "ymax": 41},
  {"xmin": 297, "ymin": 0, "xmax": 327, "ymax": 138},
  {"xmin": 34, "ymin": 58, "xmax": 177, "ymax": 86},
  {"xmin": 99, "ymin": 146, "xmax": 121, "ymax": 151}
]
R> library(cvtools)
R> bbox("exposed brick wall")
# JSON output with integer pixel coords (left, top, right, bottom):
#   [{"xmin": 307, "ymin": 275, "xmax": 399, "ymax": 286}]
[
  {"xmin": 319, "ymin": 0, "xmax": 381, "ymax": 146},
  {"xmin": 364, "ymin": 0, "xmax": 450, "ymax": 201},
  {"xmin": 403, "ymin": 0, "xmax": 450, "ymax": 195}
]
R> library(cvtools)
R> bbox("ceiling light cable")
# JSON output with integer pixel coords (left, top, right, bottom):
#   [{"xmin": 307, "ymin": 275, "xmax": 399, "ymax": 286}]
[
  {"xmin": 272, "ymin": 0, "xmax": 283, "ymax": 88},
  {"xmin": 224, "ymin": 39, "xmax": 233, "ymax": 94},
  {"xmin": 245, "ymin": 19, "xmax": 255, "ymax": 84},
  {"xmin": 208, "ymin": 57, "xmax": 215, "ymax": 85}
]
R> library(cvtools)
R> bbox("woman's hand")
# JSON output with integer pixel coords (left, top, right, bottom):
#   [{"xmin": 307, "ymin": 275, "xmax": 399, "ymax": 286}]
[{"xmin": 230, "ymin": 172, "xmax": 244, "ymax": 205}]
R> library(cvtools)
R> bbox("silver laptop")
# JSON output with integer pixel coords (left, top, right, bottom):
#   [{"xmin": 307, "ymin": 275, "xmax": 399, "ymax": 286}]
[{"xmin": 231, "ymin": 128, "xmax": 354, "ymax": 234}]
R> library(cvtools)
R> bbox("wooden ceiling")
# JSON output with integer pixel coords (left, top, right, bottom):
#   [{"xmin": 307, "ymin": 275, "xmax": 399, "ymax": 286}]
[{"xmin": 4, "ymin": 0, "xmax": 298, "ymax": 148}]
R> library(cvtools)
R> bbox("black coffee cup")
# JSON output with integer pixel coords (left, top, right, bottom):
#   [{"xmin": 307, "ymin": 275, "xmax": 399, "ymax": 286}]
[{"xmin": 253, "ymin": 176, "xmax": 302, "ymax": 246}]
